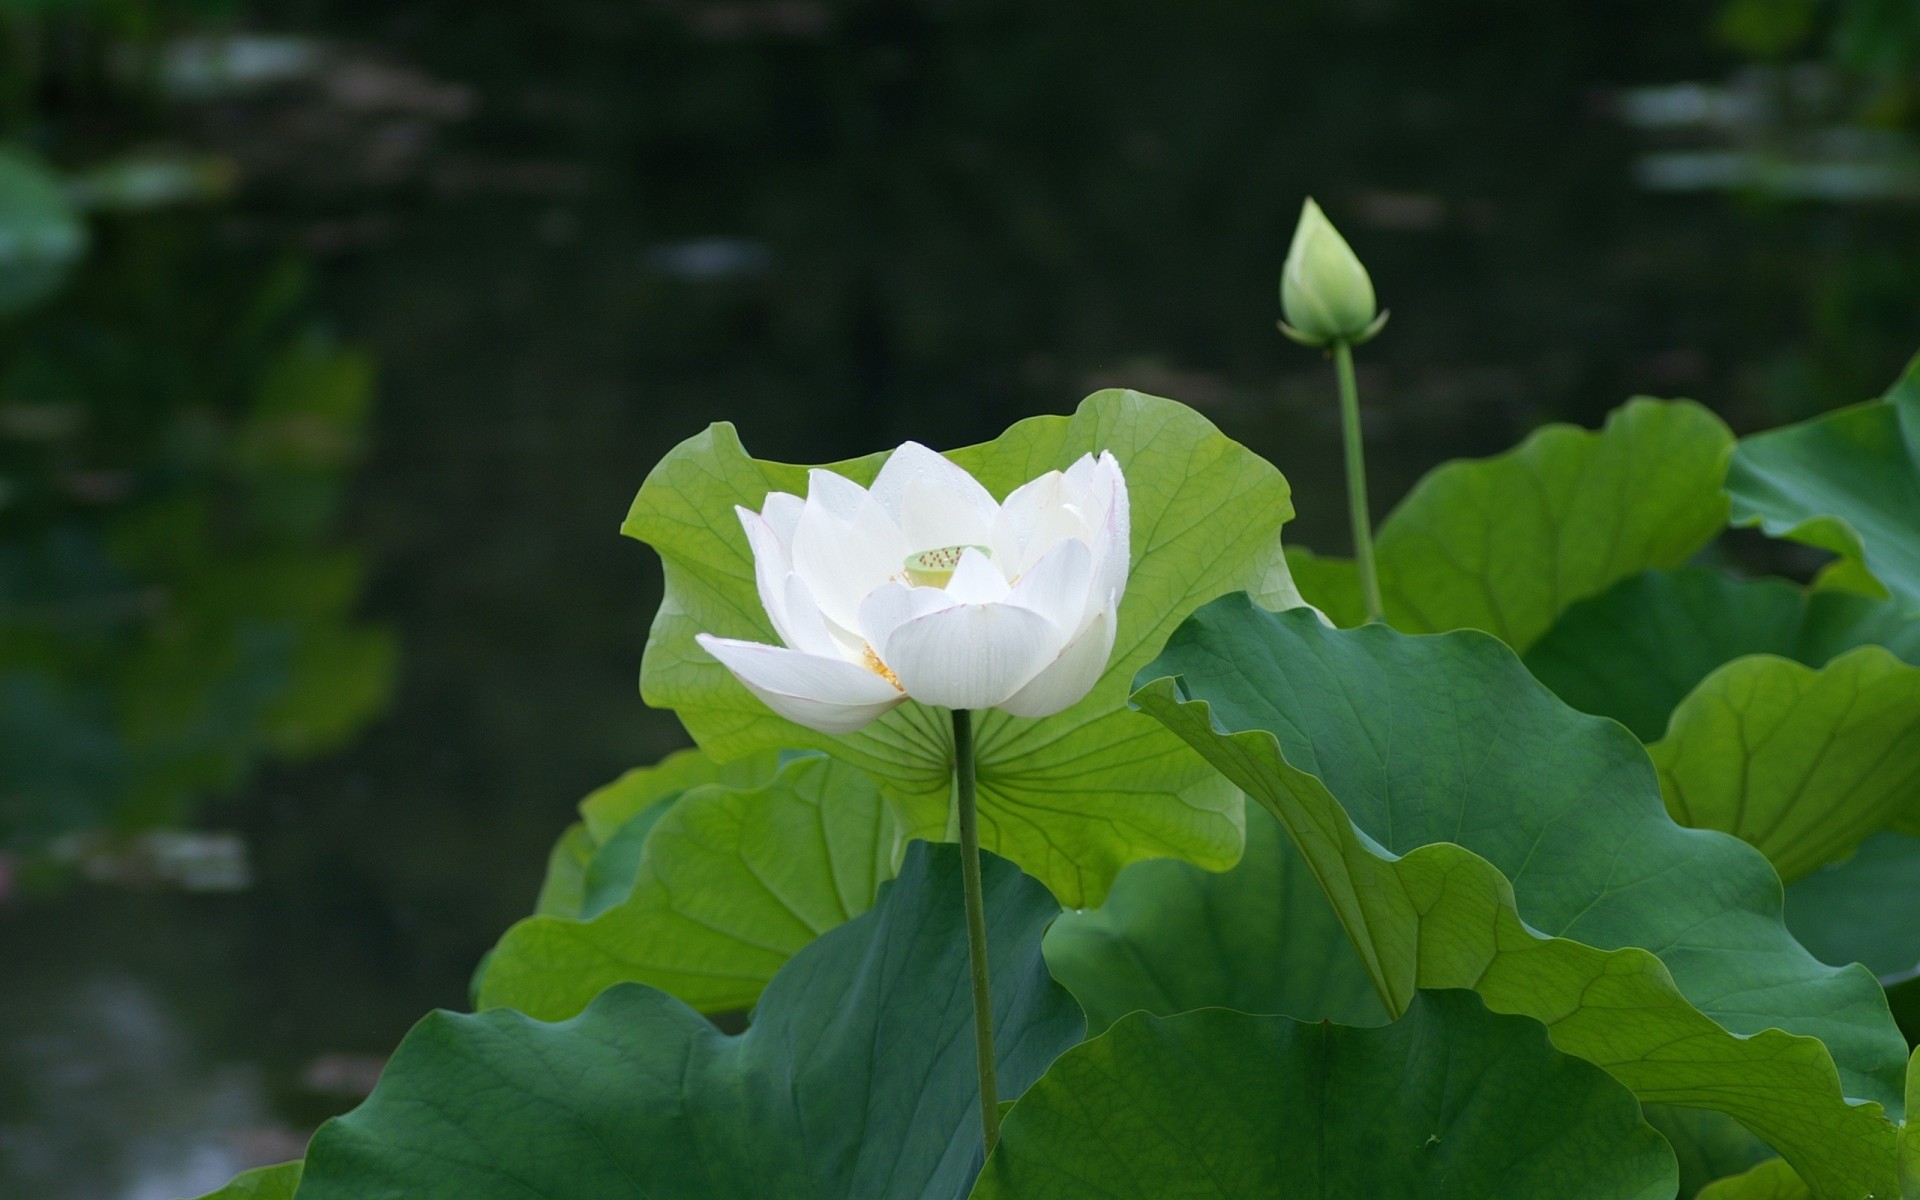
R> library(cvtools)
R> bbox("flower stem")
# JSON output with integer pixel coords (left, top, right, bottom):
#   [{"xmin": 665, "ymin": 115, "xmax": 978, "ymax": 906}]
[
  {"xmin": 1334, "ymin": 338, "xmax": 1384, "ymax": 624},
  {"xmin": 952, "ymin": 707, "xmax": 1001, "ymax": 1156}
]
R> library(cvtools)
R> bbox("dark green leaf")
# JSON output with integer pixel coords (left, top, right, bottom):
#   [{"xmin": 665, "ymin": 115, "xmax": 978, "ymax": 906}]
[
  {"xmin": 972, "ymin": 990, "xmax": 1676, "ymax": 1200},
  {"xmin": 1727, "ymin": 353, "xmax": 1920, "ymax": 615},
  {"xmin": 1524, "ymin": 567, "xmax": 1920, "ymax": 742},
  {"xmin": 1134, "ymin": 597, "xmax": 1906, "ymax": 1198},
  {"xmin": 298, "ymin": 841, "xmax": 1081, "ymax": 1199},
  {"xmin": 1785, "ymin": 831, "xmax": 1920, "ymax": 977},
  {"xmin": 1044, "ymin": 797, "xmax": 1385, "ymax": 1032}
]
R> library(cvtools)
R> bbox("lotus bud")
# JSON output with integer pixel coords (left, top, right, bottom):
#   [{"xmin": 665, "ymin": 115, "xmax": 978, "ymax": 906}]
[{"xmin": 1278, "ymin": 197, "xmax": 1388, "ymax": 347}]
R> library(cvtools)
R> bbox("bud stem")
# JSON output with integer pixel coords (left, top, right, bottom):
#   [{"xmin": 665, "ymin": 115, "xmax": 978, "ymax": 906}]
[
  {"xmin": 1333, "ymin": 339, "xmax": 1385, "ymax": 623},
  {"xmin": 952, "ymin": 707, "xmax": 1002, "ymax": 1157}
]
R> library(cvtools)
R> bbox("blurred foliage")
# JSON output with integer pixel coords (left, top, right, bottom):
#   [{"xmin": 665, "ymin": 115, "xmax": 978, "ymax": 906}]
[
  {"xmin": 0, "ymin": 236, "xmax": 393, "ymax": 867},
  {"xmin": 1718, "ymin": 0, "xmax": 1920, "ymax": 85}
]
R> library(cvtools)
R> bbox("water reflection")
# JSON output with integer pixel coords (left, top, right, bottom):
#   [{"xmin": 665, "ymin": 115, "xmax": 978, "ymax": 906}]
[
  {"xmin": 1, "ymin": 0, "xmax": 1917, "ymax": 1194},
  {"xmin": 0, "ymin": 972, "xmax": 294, "ymax": 1200}
]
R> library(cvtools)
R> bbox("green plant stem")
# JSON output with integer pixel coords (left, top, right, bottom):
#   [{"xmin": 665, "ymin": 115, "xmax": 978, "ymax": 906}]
[
  {"xmin": 1334, "ymin": 338, "xmax": 1384, "ymax": 623},
  {"xmin": 951, "ymin": 707, "xmax": 1001, "ymax": 1156}
]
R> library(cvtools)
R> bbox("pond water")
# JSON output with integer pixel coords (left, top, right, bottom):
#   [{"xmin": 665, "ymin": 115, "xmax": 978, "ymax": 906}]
[{"xmin": 2, "ymin": 2, "xmax": 1916, "ymax": 1194}]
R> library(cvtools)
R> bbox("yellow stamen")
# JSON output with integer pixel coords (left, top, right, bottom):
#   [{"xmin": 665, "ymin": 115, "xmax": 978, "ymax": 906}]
[{"xmin": 862, "ymin": 643, "xmax": 903, "ymax": 690}]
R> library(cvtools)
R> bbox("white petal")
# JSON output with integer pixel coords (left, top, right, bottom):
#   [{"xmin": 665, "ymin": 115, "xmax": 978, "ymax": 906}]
[
  {"xmin": 737, "ymin": 505, "xmax": 797, "ymax": 643},
  {"xmin": 805, "ymin": 468, "xmax": 870, "ymax": 521},
  {"xmin": 780, "ymin": 573, "xmax": 853, "ymax": 659},
  {"xmin": 943, "ymin": 547, "xmax": 1011, "ymax": 604},
  {"xmin": 900, "ymin": 475, "xmax": 993, "ymax": 553},
  {"xmin": 696, "ymin": 634, "xmax": 905, "ymax": 734},
  {"xmin": 1005, "ymin": 537, "xmax": 1093, "ymax": 633},
  {"xmin": 760, "ymin": 491, "xmax": 804, "ymax": 546},
  {"xmin": 991, "ymin": 470, "xmax": 1084, "ymax": 578},
  {"xmin": 1088, "ymin": 452, "xmax": 1132, "ymax": 620},
  {"xmin": 857, "ymin": 582, "xmax": 957, "ymax": 650},
  {"xmin": 997, "ymin": 599, "xmax": 1118, "ymax": 718},
  {"xmin": 791, "ymin": 491, "xmax": 909, "ymax": 635},
  {"xmin": 881, "ymin": 602, "xmax": 1060, "ymax": 710},
  {"xmin": 868, "ymin": 441, "xmax": 999, "ymax": 532}
]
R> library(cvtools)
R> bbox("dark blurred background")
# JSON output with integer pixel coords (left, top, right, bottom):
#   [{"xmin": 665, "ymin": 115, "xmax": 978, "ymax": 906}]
[{"xmin": 0, "ymin": 0, "xmax": 1915, "ymax": 1194}]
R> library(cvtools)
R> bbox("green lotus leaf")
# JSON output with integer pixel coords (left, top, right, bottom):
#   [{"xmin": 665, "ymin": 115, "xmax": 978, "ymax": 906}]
[
  {"xmin": 1133, "ymin": 597, "xmax": 1907, "ymax": 1199},
  {"xmin": 1044, "ymin": 797, "xmax": 1386, "ymax": 1033},
  {"xmin": 479, "ymin": 753, "xmax": 897, "ymax": 1018},
  {"xmin": 1786, "ymin": 831, "xmax": 1920, "ymax": 978},
  {"xmin": 1645, "ymin": 1106, "xmax": 1775, "ymax": 1200},
  {"xmin": 531, "ymin": 820, "xmax": 593, "ymax": 918},
  {"xmin": 1289, "ymin": 398, "xmax": 1733, "ymax": 651},
  {"xmin": 188, "ymin": 1162, "xmax": 301, "ymax": 1200},
  {"xmin": 971, "ymin": 990, "xmax": 1676, "ymax": 1200},
  {"xmin": 625, "ymin": 389, "xmax": 1293, "ymax": 905},
  {"xmin": 279, "ymin": 841, "xmax": 1080, "ymax": 1199},
  {"xmin": 1697, "ymin": 1050, "xmax": 1920, "ymax": 1200},
  {"xmin": 1525, "ymin": 567, "xmax": 1920, "ymax": 742},
  {"xmin": 1727, "ymin": 353, "xmax": 1920, "ymax": 615},
  {"xmin": 1650, "ymin": 648, "xmax": 1920, "ymax": 883},
  {"xmin": 1697, "ymin": 1159, "xmax": 1810, "ymax": 1200}
]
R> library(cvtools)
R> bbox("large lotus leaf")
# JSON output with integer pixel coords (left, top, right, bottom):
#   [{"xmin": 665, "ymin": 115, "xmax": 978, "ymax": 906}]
[
  {"xmin": 1645, "ymin": 1106, "xmax": 1774, "ymax": 1200},
  {"xmin": 1698, "ymin": 1051, "xmax": 1920, "ymax": 1200},
  {"xmin": 1650, "ymin": 648, "xmax": 1920, "ymax": 883},
  {"xmin": 625, "ymin": 389, "xmax": 1291, "ymax": 905},
  {"xmin": 1133, "ymin": 597, "xmax": 1907, "ymax": 1199},
  {"xmin": 1525, "ymin": 567, "xmax": 1920, "ymax": 742},
  {"xmin": 971, "ymin": 990, "xmax": 1676, "ymax": 1200},
  {"xmin": 525, "ymin": 748, "xmax": 785, "ymax": 922},
  {"xmin": 1697, "ymin": 1159, "xmax": 1810, "ymax": 1200},
  {"xmin": 1786, "ymin": 831, "xmax": 1920, "ymax": 978},
  {"xmin": 531, "ymin": 820, "xmax": 593, "ymax": 918},
  {"xmin": 479, "ymin": 754, "xmax": 897, "ymax": 1018},
  {"xmin": 190, "ymin": 1162, "xmax": 300, "ymax": 1200},
  {"xmin": 1727, "ymin": 354, "xmax": 1920, "ymax": 615},
  {"xmin": 272, "ymin": 841, "xmax": 1081, "ymax": 1200},
  {"xmin": 1044, "ymin": 797, "xmax": 1386, "ymax": 1033},
  {"xmin": 1289, "ymin": 398, "xmax": 1733, "ymax": 651}
]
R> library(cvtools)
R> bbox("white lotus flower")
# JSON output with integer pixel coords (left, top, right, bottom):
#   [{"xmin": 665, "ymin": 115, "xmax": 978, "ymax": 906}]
[{"xmin": 695, "ymin": 443, "xmax": 1130, "ymax": 734}]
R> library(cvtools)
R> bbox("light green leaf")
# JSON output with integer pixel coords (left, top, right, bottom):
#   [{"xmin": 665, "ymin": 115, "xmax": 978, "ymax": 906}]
[
  {"xmin": 1786, "ymin": 831, "xmax": 1920, "ymax": 977},
  {"xmin": 971, "ymin": 990, "xmax": 1677, "ymax": 1200},
  {"xmin": 578, "ymin": 746, "xmax": 782, "ymax": 844},
  {"xmin": 291, "ymin": 842, "xmax": 1081, "ymax": 1199},
  {"xmin": 531, "ymin": 821, "xmax": 593, "ymax": 918},
  {"xmin": 479, "ymin": 754, "xmax": 897, "ymax": 1018},
  {"xmin": 1697, "ymin": 1159, "xmax": 1810, "ymax": 1200},
  {"xmin": 0, "ymin": 147, "xmax": 87, "ymax": 316},
  {"xmin": 189, "ymin": 1161, "xmax": 301, "ymax": 1200},
  {"xmin": 1525, "ymin": 567, "xmax": 1920, "ymax": 742},
  {"xmin": 1651, "ymin": 648, "xmax": 1920, "ymax": 883},
  {"xmin": 1133, "ymin": 597, "xmax": 1906, "ymax": 1199},
  {"xmin": 624, "ymin": 390, "xmax": 1292, "ymax": 905},
  {"xmin": 1292, "ymin": 398, "xmax": 1734, "ymax": 651},
  {"xmin": 1904, "ymin": 1050, "xmax": 1920, "ymax": 1197},
  {"xmin": 1727, "ymin": 352, "xmax": 1920, "ymax": 615},
  {"xmin": 1044, "ymin": 797, "xmax": 1386, "ymax": 1033},
  {"xmin": 522, "ymin": 747, "xmax": 785, "ymax": 923}
]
